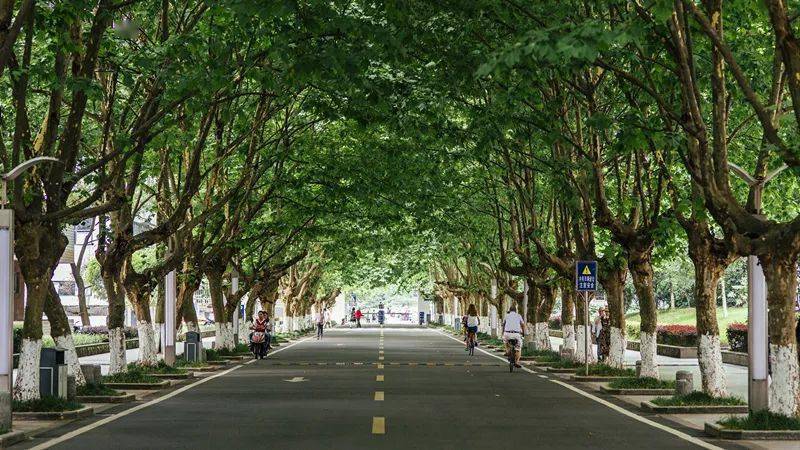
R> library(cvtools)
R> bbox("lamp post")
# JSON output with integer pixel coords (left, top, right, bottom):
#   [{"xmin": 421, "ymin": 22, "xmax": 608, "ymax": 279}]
[
  {"xmin": 727, "ymin": 162, "xmax": 787, "ymax": 413},
  {"xmin": 0, "ymin": 157, "xmax": 61, "ymax": 428},
  {"xmin": 163, "ymin": 269, "xmax": 176, "ymax": 366},
  {"xmin": 231, "ymin": 268, "xmax": 239, "ymax": 344}
]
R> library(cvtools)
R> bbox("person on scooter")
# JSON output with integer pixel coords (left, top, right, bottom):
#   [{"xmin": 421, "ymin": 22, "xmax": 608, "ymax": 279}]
[{"xmin": 250, "ymin": 311, "xmax": 269, "ymax": 359}]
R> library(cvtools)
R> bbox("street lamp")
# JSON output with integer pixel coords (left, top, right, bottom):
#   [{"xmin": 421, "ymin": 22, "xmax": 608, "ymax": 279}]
[
  {"xmin": 0, "ymin": 156, "xmax": 61, "ymax": 429},
  {"xmin": 231, "ymin": 268, "xmax": 239, "ymax": 344},
  {"xmin": 728, "ymin": 162, "xmax": 788, "ymax": 413},
  {"xmin": 164, "ymin": 269, "xmax": 176, "ymax": 366}
]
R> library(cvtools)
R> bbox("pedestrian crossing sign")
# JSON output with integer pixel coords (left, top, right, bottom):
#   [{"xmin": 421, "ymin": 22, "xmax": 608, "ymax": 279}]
[{"xmin": 576, "ymin": 261, "xmax": 597, "ymax": 292}]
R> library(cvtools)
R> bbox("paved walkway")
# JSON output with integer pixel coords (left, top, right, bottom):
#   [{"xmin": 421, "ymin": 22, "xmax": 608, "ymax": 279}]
[
  {"xmin": 548, "ymin": 336, "xmax": 749, "ymax": 399},
  {"xmin": 20, "ymin": 327, "xmax": 734, "ymax": 449}
]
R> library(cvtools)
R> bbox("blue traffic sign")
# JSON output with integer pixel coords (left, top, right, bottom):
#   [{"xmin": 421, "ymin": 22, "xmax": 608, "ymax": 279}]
[{"xmin": 576, "ymin": 261, "xmax": 598, "ymax": 292}]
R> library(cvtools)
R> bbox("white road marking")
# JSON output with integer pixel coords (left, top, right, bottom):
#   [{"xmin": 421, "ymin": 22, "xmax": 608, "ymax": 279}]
[
  {"xmin": 538, "ymin": 375, "xmax": 548, "ymax": 379},
  {"xmin": 431, "ymin": 329, "xmax": 721, "ymax": 450},
  {"xmin": 284, "ymin": 377, "xmax": 308, "ymax": 383},
  {"xmin": 30, "ymin": 337, "xmax": 313, "ymax": 449}
]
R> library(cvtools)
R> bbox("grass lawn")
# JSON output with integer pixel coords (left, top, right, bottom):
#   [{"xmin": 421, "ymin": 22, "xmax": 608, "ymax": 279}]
[
  {"xmin": 76, "ymin": 382, "xmax": 123, "ymax": 397},
  {"xmin": 625, "ymin": 307, "xmax": 747, "ymax": 344}
]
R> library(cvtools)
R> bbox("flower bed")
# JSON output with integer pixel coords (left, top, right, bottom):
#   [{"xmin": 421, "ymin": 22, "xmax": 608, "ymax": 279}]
[
  {"xmin": 652, "ymin": 392, "xmax": 745, "ymax": 407},
  {"xmin": 608, "ymin": 377, "xmax": 675, "ymax": 390},
  {"xmin": 718, "ymin": 411, "xmax": 800, "ymax": 430},
  {"xmin": 656, "ymin": 325, "xmax": 698, "ymax": 347},
  {"xmin": 12, "ymin": 396, "xmax": 83, "ymax": 412},
  {"xmin": 77, "ymin": 382, "xmax": 123, "ymax": 397},
  {"xmin": 726, "ymin": 323, "xmax": 747, "ymax": 353}
]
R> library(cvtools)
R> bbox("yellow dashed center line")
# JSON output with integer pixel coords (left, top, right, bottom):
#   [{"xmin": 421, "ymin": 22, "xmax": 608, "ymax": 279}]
[
  {"xmin": 378, "ymin": 356, "xmax": 384, "ymax": 361},
  {"xmin": 372, "ymin": 417, "xmax": 385, "ymax": 434},
  {"xmin": 376, "ymin": 375, "xmax": 384, "ymax": 382},
  {"xmin": 374, "ymin": 391, "xmax": 384, "ymax": 401},
  {"xmin": 377, "ymin": 364, "xmax": 384, "ymax": 369}
]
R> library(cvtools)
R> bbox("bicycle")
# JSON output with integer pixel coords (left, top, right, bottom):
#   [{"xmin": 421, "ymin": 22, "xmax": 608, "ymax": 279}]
[
  {"xmin": 467, "ymin": 330, "xmax": 477, "ymax": 356},
  {"xmin": 506, "ymin": 338, "xmax": 518, "ymax": 372}
]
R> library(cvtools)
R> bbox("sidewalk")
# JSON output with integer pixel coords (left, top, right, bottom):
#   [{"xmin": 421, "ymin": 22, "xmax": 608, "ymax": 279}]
[{"xmin": 548, "ymin": 336, "xmax": 749, "ymax": 399}]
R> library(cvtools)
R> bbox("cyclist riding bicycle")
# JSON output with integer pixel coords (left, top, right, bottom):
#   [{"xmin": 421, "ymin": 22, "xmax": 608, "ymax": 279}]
[
  {"xmin": 502, "ymin": 305, "xmax": 525, "ymax": 368},
  {"xmin": 465, "ymin": 304, "xmax": 480, "ymax": 351}
]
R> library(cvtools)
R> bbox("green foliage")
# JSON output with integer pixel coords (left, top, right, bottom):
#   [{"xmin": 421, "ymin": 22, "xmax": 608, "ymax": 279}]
[
  {"xmin": 76, "ymin": 382, "xmax": 123, "ymax": 397},
  {"xmin": 652, "ymin": 392, "xmax": 746, "ymax": 407},
  {"xmin": 129, "ymin": 361, "xmax": 186, "ymax": 375},
  {"xmin": 718, "ymin": 411, "xmax": 800, "ymax": 430},
  {"xmin": 12, "ymin": 396, "xmax": 83, "ymax": 412},
  {"xmin": 608, "ymin": 377, "xmax": 675, "ymax": 390},
  {"xmin": 103, "ymin": 366, "xmax": 160, "ymax": 384}
]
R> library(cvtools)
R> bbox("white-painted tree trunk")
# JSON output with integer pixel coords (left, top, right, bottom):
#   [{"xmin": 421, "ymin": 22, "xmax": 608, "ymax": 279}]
[
  {"xmin": 154, "ymin": 322, "xmax": 163, "ymax": 354},
  {"xmin": 638, "ymin": 331, "xmax": 659, "ymax": 378},
  {"xmin": 240, "ymin": 320, "xmax": 251, "ymax": 344},
  {"xmin": 137, "ymin": 321, "xmax": 157, "ymax": 365},
  {"xmin": 108, "ymin": 327, "xmax": 127, "ymax": 374},
  {"xmin": 562, "ymin": 324, "xmax": 576, "ymax": 355},
  {"xmin": 769, "ymin": 343, "xmax": 800, "ymax": 416},
  {"xmin": 607, "ymin": 327, "xmax": 626, "ymax": 369},
  {"xmin": 54, "ymin": 334, "xmax": 86, "ymax": 386},
  {"xmin": 575, "ymin": 325, "xmax": 596, "ymax": 363},
  {"xmin": 534, "ymin": 322, "xmax": 551, "ymax": 350},
  {"xmin": 13, "ymin": 338, "xmax": 42, "ymax": 400},
  {"xmin": 697, "ymin": 334, "xmax": 727, "ymax": 397},
  {"xmin": 215, "ymin": 322, "xmax": 236, "ymax": 350}
]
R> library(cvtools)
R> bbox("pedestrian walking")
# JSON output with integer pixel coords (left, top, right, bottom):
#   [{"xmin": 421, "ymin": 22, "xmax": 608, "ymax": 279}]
[
  {"xmin": 596, "ymin": 308, "xmax": 610, "ymax": 361},
  {"xmin": 315, "ymin": 307, "xmax": 326, "ymax": 340},
  {"xmin": 355, "ymin": 308, "xmax": 363, "ymax": 328}
]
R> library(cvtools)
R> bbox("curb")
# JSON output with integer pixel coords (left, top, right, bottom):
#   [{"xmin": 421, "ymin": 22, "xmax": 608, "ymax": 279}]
[
  {"xmin": 641, "ymin": 401, "xmax": 747, "ymax": 414},
  {"xmin": 0, "ymin": 430, "xmax": 27, "ymax": 447},
  {"xmin": 599, "ymin": 386, "xmax": 674, "ymax": 395},
  {"xmin": 146, "ymin": 372, "xmax": 193, "ymax": 380},
  {"xmin": 104, "ymin": 380, "xmax": 171, "ymax": 390},
  {"xmin": 704, "ymin": 422, "xmax": 800, "ymax": 440},
  {"xmin": 12, "ymin": 406, "xmax": 94, "ymax": 421},
  {"xmin": 76, "ymin": 393, "xmax": 136, "ymax": 404},
  {"xmin": 570, "ymin": 375, "xmax": 630, "ymax": 382},
  {"xmin": 546, "ymin": 367, "xmax": 578, "ymax": 373}
]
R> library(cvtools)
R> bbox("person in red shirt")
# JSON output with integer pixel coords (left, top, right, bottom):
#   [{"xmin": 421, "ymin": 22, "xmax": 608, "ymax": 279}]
[{"xmin": 355, "ymin": 309, "xmax": 363, "ymax": 328}]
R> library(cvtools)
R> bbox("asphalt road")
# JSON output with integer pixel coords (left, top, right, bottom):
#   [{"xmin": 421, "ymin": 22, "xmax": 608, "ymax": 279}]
[{"xmin": 21, "ymin": 326, "xmax": 735, "ymax": 449}]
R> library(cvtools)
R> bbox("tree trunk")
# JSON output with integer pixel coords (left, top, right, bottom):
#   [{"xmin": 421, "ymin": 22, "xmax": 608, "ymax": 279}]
[
  {"xmin": 70, "ymin": 263, "xmax": 91, "ymax": 327},
  {"xmin": 534, "ymin": 285, "xmax": 556, "ymax": 350},
  {"xmin": 760, "ymin": 253, "xmax": 800, "ymax": 416},
  {"xmin": 127, "ymin": 285, "xmax": 157, "ymax": 366},
  {"xmin": 560, "ymin": 283, "xmax": 576, "ymax": 355},
  {"xmin": 207, "ymin": 269, "xmax": 234, "ymax": 350},
  {"xmin": 693, "ymin": 256, "xmax": 727, "ymax": 397},
  {"xmin": 601, "ymin": 266, "xmax": 627, "ymax": 369},
  {"xmin": 574, "ymin": 287, "xmax": 596, "ymax": 363},
  {"xmin": 103, "ymin": 270, "xmax": 127, "ymax": 374},
  {"xmin": 629, "ymin": 250, "xmax": 659, "ymax": 378},
  {"xmin": 720, "ymin": 276, "xmax": 728, "ymax": 318},
  {"xmin": 14, "ymin": 224, "xmax": 66, "ymax": 400},
  {"xmin": 176, "ymin": 277, "xmax": 200, "ymax": 332},
  {"xmin": 44, "ymin": 283, "xmax": 86, "ymax": 386},
  {"xmin": 669, "ymin": 283, "xmax": 675, "ymax": 309}
]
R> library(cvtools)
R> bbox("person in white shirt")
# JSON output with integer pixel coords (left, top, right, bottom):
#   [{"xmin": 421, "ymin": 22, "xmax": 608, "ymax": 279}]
[
  {"xmin": 315, "ymin": 308, "xmax": 326, "ymax": 340},
  {"xmin": 465, "ymin": 304, "xmax": 481, "ymax": 352},
  {"xmin": 502, "ymin": 305, "xmax": 525, "ymax": 368}
]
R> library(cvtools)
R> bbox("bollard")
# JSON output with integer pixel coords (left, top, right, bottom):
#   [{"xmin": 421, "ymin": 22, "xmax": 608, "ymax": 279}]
[
  {"xmin": 675, "ymin": 371, "xmax": 694, "ymax": 395},
  {"xmin": 67, "ymin": 375, "xmax": 76, "ymax": 402},
  {"xmin": 0, "ymin": 391, "xmax": 10, "ymax": 431},
  {"xmin": 635, "ymin": 360, "xmax": 642, "ymax": 378}
]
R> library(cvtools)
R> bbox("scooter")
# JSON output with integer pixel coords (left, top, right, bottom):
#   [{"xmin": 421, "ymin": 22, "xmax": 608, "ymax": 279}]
[{"xmin": 250, "ymin": 331, "xmax": 267, "ymax": 359}]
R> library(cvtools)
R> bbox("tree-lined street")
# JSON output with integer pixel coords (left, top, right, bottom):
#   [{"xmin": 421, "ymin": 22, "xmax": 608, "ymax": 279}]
[{"xmin": 19, "ymin": 327, "xmax": 714, "ymax": 449}]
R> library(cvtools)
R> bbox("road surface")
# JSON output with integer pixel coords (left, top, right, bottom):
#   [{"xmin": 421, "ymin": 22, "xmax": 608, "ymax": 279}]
[{"xmin": 20, "ymin": 326, "xmax": 736, "ymax": 449}]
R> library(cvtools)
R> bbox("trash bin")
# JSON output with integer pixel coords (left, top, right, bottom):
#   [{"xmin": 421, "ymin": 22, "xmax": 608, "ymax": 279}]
[
  {"xmin": 185, "ymin": 331, "xmax": 205, "ymax": 362},
  {"xmin": 418, "ymin": 311, "xmax": 425, "ymax": 325},
  {"xmin": 40, "ymin": 348, "xmax": 67, "ymax": 398}
]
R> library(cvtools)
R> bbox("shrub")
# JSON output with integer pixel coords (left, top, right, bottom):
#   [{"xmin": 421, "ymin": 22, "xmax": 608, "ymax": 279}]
[
  {"xmin": 128, "ymin": 361, "xmax": 186, "ymax": 375},
  {"xmin": 608, "ymin": 377, "xmax": 675, "ymax": 390},
  {"xmin": 626, "ymin": 324, "xmax": 641, "ymax": 341},
  {"xmin": 727, "ymin": 323, "xmax": 747, "ymax": 353},
  {"xmin": 718, "ymin": 411, "xmax": 800, "ymax": 430},
  {"xmin": 586, "ymin": 364, "xmax": 636, "ymax": 377},
  {"xmin": 656, "ymin": 324, "xmax": 698, "ymax": 347},
  {"xmin": 652, "ymin": 392, "xmax": 745, "ymax": 407},
  {"xmin": 76, "ymin": 382, "xmax": 123, "ymax": 397},
  {"xmin": 12, "ymin": 395, "xmax": 83, "ymax": 412},
  {"xmin": 80, "ymin": 326, "xmax": 138, "ymax": 338},
  {"xmin": 103, "ymin": 365, "xmax": 159, "ymax": 384},
  {"xmin": 548, "ymin": 317, "xmax": 562, "ymax": 330}
]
